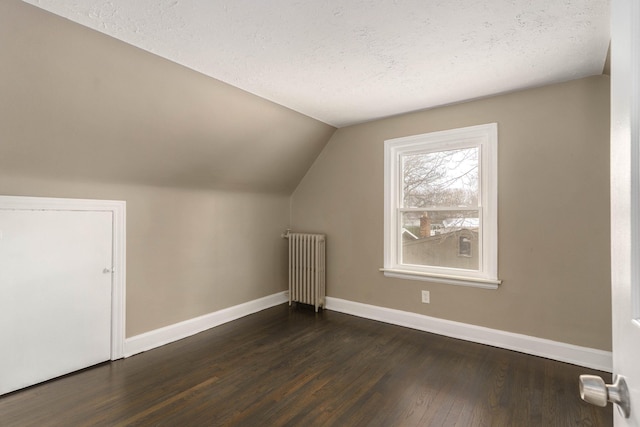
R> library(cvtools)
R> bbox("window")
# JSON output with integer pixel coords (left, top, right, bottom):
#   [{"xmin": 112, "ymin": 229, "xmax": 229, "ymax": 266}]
[
  {"xmin": 458, "ymin": 236, "xmax": 472, "ymax": 257},
  {"xmin": 382, "ymin": 123, "xmax": 500, "ymax": 289}
]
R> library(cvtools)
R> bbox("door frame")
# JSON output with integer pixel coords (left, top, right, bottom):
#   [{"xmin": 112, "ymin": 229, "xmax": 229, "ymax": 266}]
[
  {"xmin": 611, "ymin": 0, "xmax": 640, "ymax": 424},
  {"xmin": 0, "ymin": 195, "xmax": 126, "ymax": 360}
]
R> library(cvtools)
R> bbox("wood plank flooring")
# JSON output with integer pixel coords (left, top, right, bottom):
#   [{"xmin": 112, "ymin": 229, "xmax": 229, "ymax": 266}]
[{"xmin": 0, "ymin": 304, "xmax": 612, "ymax": 426}]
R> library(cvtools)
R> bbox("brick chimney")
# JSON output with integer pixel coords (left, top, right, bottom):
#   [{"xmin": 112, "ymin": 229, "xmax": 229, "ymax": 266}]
[{"xmin": 419, "ymin": 212, "xmax": 431, "ymax": 238}]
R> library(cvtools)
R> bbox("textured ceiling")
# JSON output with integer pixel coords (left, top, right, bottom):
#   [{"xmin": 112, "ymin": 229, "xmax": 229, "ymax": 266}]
[{"xmin": 22, "ymin": 0, "xmax": 610, "ymax": 127}]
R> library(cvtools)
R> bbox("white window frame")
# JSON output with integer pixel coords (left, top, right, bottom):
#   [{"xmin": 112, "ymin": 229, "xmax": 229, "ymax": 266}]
[{"xmin": 381, "ymin": 123, "xmax": 500, "ymax": 289}]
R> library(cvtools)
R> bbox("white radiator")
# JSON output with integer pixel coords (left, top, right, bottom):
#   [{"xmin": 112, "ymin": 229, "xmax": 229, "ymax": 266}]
[{"xmin": 288, "ymin": 232, "xmax": 326, "ymax": 312}]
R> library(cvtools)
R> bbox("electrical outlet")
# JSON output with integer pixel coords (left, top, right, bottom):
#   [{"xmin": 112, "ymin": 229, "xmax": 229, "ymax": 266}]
[{"xmin": 421, "ymin": 290, "xmax": 430, "ymax": 304}]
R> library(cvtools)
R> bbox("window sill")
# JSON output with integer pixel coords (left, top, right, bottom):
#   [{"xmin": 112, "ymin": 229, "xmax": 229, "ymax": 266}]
[{"xmin": 379, "ymin": 268, "xmax": 501, "ymax": 289}]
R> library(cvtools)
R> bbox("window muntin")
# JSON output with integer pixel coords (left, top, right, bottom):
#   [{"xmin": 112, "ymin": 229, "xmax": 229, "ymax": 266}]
[{"xmin": 383, "ymin": 123, "xmax": 499, "ymax": 287}]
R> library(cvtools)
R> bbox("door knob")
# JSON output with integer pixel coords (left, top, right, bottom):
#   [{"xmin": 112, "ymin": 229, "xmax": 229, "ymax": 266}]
[{"xmin": 579, "ymin": 374, "xmax": 631, "ymax": 418}]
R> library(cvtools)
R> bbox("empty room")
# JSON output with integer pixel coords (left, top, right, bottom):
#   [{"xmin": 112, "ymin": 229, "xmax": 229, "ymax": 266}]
[{"xmin": 1, "ymin": 0, "xmax": 638, "ymax": 426}]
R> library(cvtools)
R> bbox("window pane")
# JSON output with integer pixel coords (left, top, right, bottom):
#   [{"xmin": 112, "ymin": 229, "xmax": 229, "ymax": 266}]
[
  {"xmin": 401, "ymin": 210, "xmax": 479, "ymax": 270},
  {"xmin": 402, "ymin": 147, "xmax": 478, "ymax": 208}
]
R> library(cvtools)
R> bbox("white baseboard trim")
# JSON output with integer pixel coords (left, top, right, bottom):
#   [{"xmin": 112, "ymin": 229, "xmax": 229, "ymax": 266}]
[
  {"xmin": 124, "ymin": 291, "xmax": 288, "ymax": 358},
  {"xmin": 325, "ymin": 297, "xmax": 612, "ymax": 372}
]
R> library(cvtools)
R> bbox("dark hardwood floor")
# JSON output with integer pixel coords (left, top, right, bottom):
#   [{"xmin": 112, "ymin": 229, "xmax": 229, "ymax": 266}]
[{"xmin": 0, "ymin": 304, "xmax": 612, "ymax": 426}]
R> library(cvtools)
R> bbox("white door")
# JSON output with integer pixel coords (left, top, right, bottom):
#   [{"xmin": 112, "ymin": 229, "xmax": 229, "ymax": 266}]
[
  {"xmin": 0, "ymin": 209, "xmax": 113, "ymax": 395},
  {"xmin": 580, "ymin": 0, "xmax": 640, "ymax": 424}
]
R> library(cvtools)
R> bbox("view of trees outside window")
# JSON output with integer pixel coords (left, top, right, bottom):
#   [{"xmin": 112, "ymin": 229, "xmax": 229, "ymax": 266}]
[{"xmin": 400, "ymin": 147, "xmax": 480, "ymax": 270}]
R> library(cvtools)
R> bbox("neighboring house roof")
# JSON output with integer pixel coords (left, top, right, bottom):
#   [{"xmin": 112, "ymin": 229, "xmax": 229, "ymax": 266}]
[
  {"xmin": 442, "ymin": 218, "xmax": 479, "ymax": 229},
  {"xmin": 404, "ymin": 228, "xmax": 478, "ymax": 245},
  {"xmin": 402, "ymin": 228, "xmax": 419, "ymax": 240}
]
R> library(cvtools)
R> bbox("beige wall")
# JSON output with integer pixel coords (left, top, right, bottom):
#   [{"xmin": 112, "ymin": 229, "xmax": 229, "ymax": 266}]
[
  {"xmin": 0, "ymin": 1, "xmax": 335, "ymax": 193},
  {"xmin": 0, "ymin": 174, "xmax": 290, "ymax": 337},
  {"xmin": 1, "ymin": 0, "xmax": 612, "ymax": 350},
  {"xmin": 0, "ymin": 1, "xmax": 334, "ymax": 337},
  {"xmin": 291, "ymin": 76, "xmax": 612, "ymax": 350}
]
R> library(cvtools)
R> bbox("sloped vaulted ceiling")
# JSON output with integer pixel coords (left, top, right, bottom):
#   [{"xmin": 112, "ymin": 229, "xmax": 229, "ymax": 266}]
[
  {"xmin": 2, "ymin": 1, "xmax": 609, "ymax": 192},
  {"xmin": 21, "ymin": 0, "xmax": 610, "ymax": 127},
  {"xmin": 1, "ymin": 1, "xmax": 335, "ymax": 193}
]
